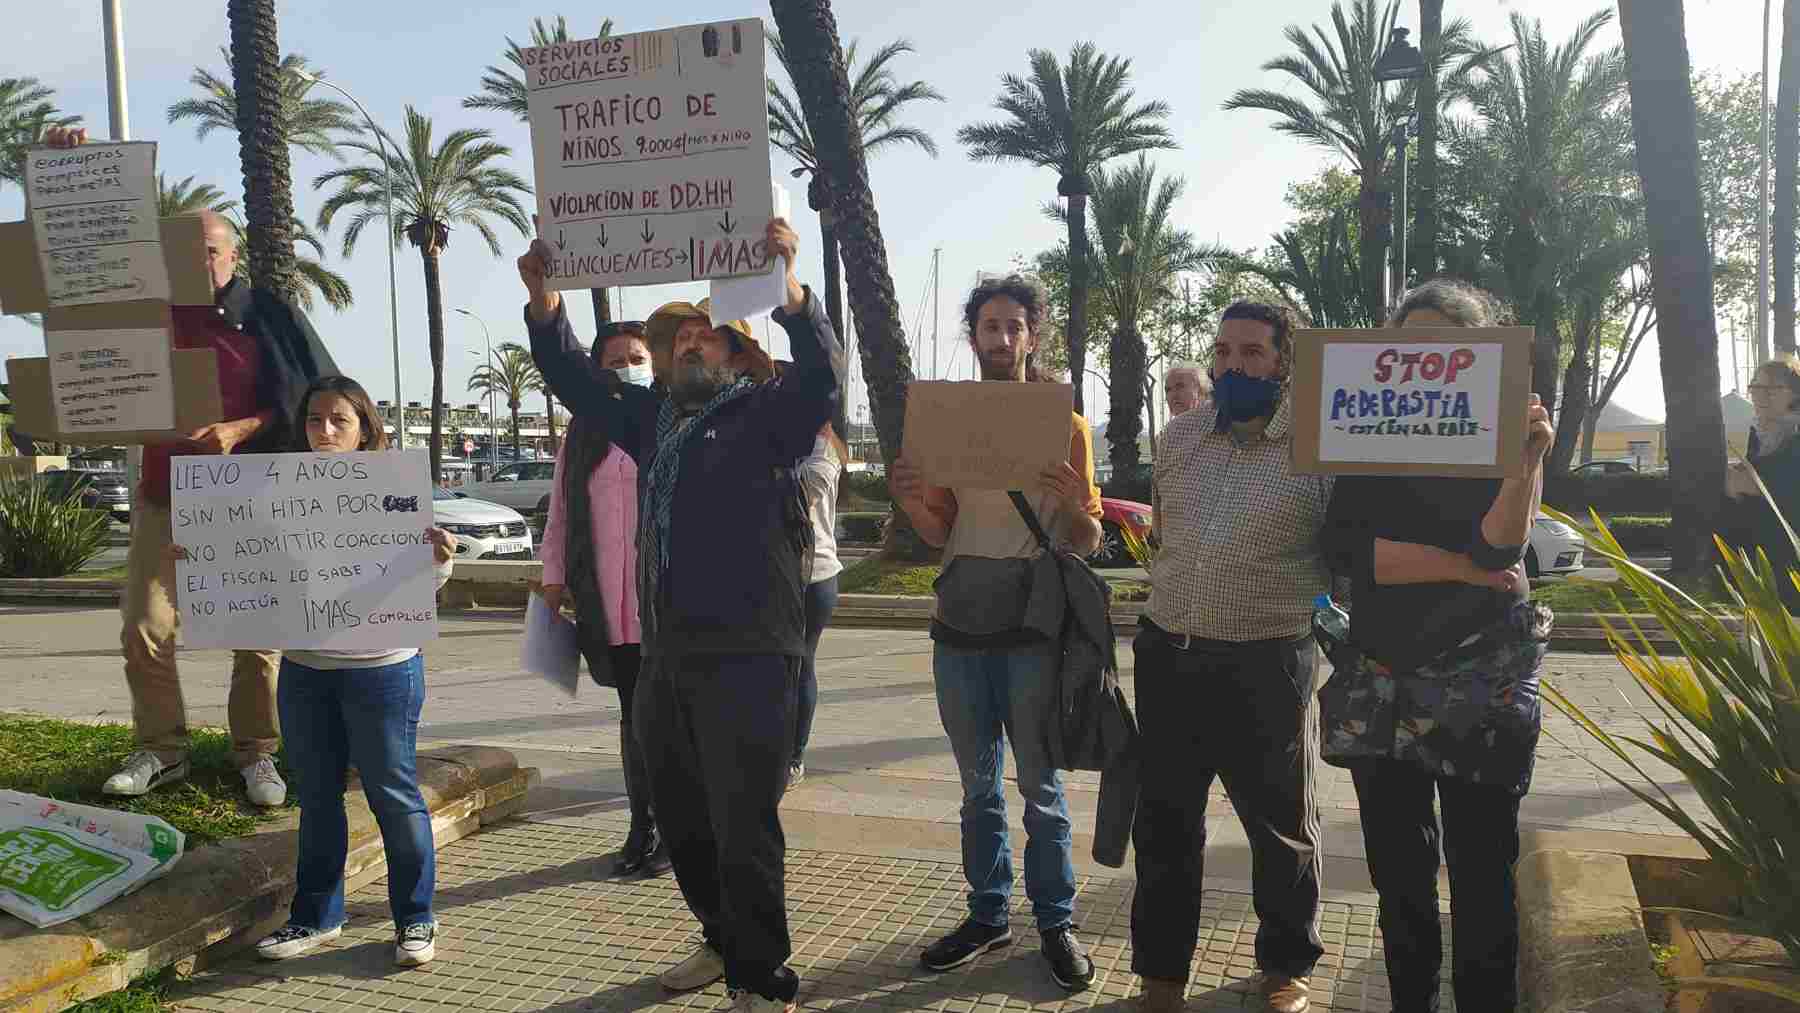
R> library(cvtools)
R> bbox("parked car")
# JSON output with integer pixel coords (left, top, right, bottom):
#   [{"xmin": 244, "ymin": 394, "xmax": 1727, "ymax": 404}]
[
  {"xmin": 1527, "ymin": 511, "xmax": 1586, "ymax": 578},
  {"xmin": 39, "ymin": 468, "xmax": 131, "ymax": 524},
  {"xmin": 438, "ymin": 459, "xmax": 475, "ymax": 488},
  {"xmin": 1091, "ymin": 496, "xmax": 1154, "ymax": 569},
  {"xmin": 432, "ymin": 488, "xmax": 534, "ymax": 560},
  {"xmin": 459, "ymin": 459, "xmax": 558, "ymax": 514},
  {"xmin": 1571, "ymin": 459, "xmax": 1637, "ymax": 478}
]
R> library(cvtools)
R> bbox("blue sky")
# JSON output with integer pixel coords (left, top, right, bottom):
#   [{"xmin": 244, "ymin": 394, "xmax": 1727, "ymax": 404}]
[{"xmin": 0, "ymin": 0, "xmax": 1768, "ymax": 426}]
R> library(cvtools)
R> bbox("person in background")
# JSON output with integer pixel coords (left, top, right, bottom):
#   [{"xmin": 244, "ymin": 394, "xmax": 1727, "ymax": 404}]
[
  {"xmin": 1162, "ymin": 363, "xmax": 1210, "ymax": 418},
  {"xmin": 209, "ymin": 376, "xmax": 455, "ymax": 966},
  {"xmin": 1726, "ymin": 355, "xmax": 1800, "ymax": 609},
  {"xmin": 790, "ymin": 406, "xmax": 846, "ymax": 788},
  {"xmin": 1322, "ymin": 279, "xmax": 1553, "ymax": 1013},
  {"xmin": 39, "ymin": 127, "xmax": 339, "ymax": 810},
  {"xmin": 539, "ymin": 320, "xmax": 669, "ymax": 878}
]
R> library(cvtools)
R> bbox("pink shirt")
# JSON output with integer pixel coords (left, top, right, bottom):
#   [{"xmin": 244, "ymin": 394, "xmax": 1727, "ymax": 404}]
[{"xmin": 540, "ymin": 440, "xmax": 642, "ymax": 646}]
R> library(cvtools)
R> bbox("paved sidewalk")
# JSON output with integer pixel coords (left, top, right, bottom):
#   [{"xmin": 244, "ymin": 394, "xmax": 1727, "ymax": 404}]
[{"xmin": 168, "ymin": 812, "xmax": 1427, "ymax": 1012}]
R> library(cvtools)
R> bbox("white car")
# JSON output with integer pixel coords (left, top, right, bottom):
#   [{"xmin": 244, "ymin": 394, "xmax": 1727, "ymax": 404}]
[
  {"xmin": 432, "ymin": 488, "xmax": 535, "ymax": 560},
  {"xmin": 460, "ymin": 459, "xmax": 558, "ymax": 514},
  {"xmin": 1527, "ymin": 512, "xmax": 1585, "ymax": 577}
]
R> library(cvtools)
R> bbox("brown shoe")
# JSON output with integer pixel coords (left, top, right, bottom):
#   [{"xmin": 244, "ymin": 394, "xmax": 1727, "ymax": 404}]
[
  {"xmin": 1139, "ymin": 976, "xmax": 1185, "ymax": 1012},
  {"xmin": 1261, "ymin": 974, "xmax": 1310, "ymax": 1013}
]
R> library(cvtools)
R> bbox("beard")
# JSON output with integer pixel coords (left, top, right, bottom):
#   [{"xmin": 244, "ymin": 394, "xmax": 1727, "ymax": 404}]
[
  {"xmin": 976, "ymin": 347, "xmax": 1023, "ymax": 381},
  {"xmin": 669, "ymin": 358, "xmax": 736, "ymax": 407}
]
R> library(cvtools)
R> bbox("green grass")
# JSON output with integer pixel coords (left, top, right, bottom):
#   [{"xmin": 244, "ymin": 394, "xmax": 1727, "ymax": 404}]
[
  {"xmin": 66, "ymin": 965, "xmax": 184, "ymax": 1013},
  {"xmin": 0, "ymin": 716, "xmax": 293, "ymax": 845},
  {"xmin": 69, "ymin": 564, "xmax": 129, "ymax": 581},
  {"xmin": 1530, "ymin": 575, "xmax": 1730, "ymax": 614},
  {"xmin": 837, "ymin": 558, "xmax": 1152, "ymax": 601}
]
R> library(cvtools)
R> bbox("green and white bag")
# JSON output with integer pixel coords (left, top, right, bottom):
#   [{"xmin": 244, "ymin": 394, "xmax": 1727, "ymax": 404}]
[{"xmin": 0, "ymin": 791, "xmax": 185, "ymax": 928}]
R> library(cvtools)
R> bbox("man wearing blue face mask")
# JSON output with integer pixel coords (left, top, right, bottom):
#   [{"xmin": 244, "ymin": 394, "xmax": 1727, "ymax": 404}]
[{"xmin": 1130, "ymin": 302, "xmax": 1331, "ymax": 1013}]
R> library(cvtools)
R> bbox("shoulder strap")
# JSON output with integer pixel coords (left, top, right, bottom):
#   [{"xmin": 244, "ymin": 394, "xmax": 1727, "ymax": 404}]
[{"xmin": 1008, "ymin": 491, "xmax": 1053, "ymax": 552}]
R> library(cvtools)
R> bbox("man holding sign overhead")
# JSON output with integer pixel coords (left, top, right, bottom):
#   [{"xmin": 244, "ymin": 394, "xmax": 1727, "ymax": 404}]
[{"xmin": 520, "ymin": 216, "xmax": 838, "ymax": 1013}]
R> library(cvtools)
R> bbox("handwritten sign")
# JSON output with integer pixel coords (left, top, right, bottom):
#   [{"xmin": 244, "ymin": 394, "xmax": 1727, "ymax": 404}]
[
  {"xmin": 1289, "ymin": 327, "xmax": 1533, "ymax": 477},
  {"xmin": 902, "ymin": 381, "xmax": 1074, "ymax": 491},
  {"xmin": 44, "ymin": 327, "xmax": 174, "ymax": 433},
  {"xmin": 24, "ymin": 142, "xmax": 169, "ymax": 307},
  {"xmin": 524, "ymin": 19, "xmax": 775, "ymax": 289},
  {"xmin": 171, "ymin": 451, "xmax": 440, "ymax": 650}
]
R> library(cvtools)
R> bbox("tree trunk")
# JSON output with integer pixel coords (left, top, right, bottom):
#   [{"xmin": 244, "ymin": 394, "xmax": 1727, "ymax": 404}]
[
  {"xmin": 228, "ymin": 0, "xmax": 296, "ymax": 297},
  {"xmin": 589, "ymin": 287, "xmax": 611, "ymax": 328},
  {"xmin": 1548, "ymin": 307, "xmax": 1596, "ymax": 475},
  {"xmin": 509, "ymin": 397, "xmax": 521, "ymax": 454},
  {"xmin": 1415, "ymin": 0, "xmax": 1445, "ymax": 279},
  {"xmin": 1777, "ymin": 0, "xmax": 1800, "ymax": 353},
  {"xmin": 1144, "ymin": 374, "xmax": 1158, "ymax": 456},
  {"xmin": 1107, "ymin": 325, "xmax": 1148, "ymax": 482},
  {"xmin": 1357, "ymin": 181, "xmax": 1386, "ymax": 324},
  {"xmin": 769, "ymin": 0, "xmax": 927, "ymax": 560},
  {"xmin": 421, "ymin": 249, "xmax": 447, "ymax": 486},
  {"xmin": 1619, "ymin": 0, "xmax": 1728, "ymax": 575},
  {"xmin": 820, "ymin": 209, "xmax": 849, "ymax": 438},
  {"xmin": 1527, "ymin": 289, "xmax": 1561, "ymax": 413},
  {"xmin": 1066, "ymin": 193, "xmax": 1090, "ymax": 416}
]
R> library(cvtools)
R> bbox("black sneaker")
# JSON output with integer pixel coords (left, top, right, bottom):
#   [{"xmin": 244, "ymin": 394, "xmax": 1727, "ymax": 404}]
[
  {"xmin": 920, "ymin": 918, "xmax": 1012, "ymax": 971},
  {"xmin": 1041, "ymin": 925, "xmax": 1094, "ymax": 992}
]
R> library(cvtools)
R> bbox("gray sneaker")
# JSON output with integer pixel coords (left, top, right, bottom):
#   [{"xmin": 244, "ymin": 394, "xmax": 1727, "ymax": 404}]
[
  {"xmin": 257, "ymin": 923, "xmax": 341, "ymax": 960},
  {"xmin": 102, "ymin": 750, "xmax": 188, "ymax": 797},
  {"xmin": 395, "ymin": 921, "xmax": 437, "ymax": 966},
  {"xmin": 241, "ymin": 756, "xmax": 287, "ymax": 808}
]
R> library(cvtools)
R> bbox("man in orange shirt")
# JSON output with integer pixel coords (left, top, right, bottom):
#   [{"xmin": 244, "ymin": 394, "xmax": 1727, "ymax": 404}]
[{"xmin": 891, "ymin": 275, "xmax": 1103, "ymax": 995}]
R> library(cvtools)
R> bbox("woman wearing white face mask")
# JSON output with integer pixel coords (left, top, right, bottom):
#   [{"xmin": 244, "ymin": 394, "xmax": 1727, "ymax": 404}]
[{"xmin": 540, "ymin": 320, "xmax": 668, "ymax": 877}]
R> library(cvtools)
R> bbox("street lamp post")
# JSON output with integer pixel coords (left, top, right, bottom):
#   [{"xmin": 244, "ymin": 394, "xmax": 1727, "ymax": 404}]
[
  {"xmin": 455, "ymin": 309, "xmax": 497, "ymax": 470},
  {"xmin": 292, "ymin": 70, "xmax": 404, "ymax": 448},
  {"xmin": 1374, "ymin": 27, "xmax": 1428, "ymax": 315}
]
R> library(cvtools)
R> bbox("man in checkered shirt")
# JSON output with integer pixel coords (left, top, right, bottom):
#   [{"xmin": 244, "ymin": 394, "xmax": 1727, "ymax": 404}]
[{"xmin": 1131, "ymin": 302, "xmax": 1331, "ymax": 1013}]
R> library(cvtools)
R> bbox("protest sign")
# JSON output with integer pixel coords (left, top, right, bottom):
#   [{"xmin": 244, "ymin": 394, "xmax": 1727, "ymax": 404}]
[
  {"xmin": 902, "ymin": 381, "xmax": 1074, "ymax": 491},
  {"xmin": 524, "ymin": 19, "xmax": 776, "ymax": 289},
  {"xmin": 171, "ymin": 451, "xmax": 441, "ymax": 650},
  {"xmin": 1289, "ymin": 327, "xmax": 1533, "ymax": 477},
  {"xmin": 25, "ymin": 141, "xmax": 170, "ymax": 308},
  {"xmin": 44, "ymin": 327, "xmax": 175, "ymax": 433}
]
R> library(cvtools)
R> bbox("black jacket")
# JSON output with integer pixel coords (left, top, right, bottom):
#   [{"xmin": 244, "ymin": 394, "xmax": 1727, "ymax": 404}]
[
  {"xmin": 1725, "ymin": 428, "xmax": 1800, "ymax": 609},
  {"xmin": 526, "ymin": 291, "xmax": 843, "ymax": 661},
  {"xmin": 216, "ymin": 278, "xmax": 339, "ymax": 452}
]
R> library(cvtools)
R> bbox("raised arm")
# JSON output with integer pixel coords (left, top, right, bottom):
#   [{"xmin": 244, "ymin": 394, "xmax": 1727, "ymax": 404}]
[
  {"xmin": 761, "ymin": 219, "xmax": 844, "ymax": 462},
  {"xmin": 1474, "ymin": 395, "xmax": 1554, "ymax": 567}
]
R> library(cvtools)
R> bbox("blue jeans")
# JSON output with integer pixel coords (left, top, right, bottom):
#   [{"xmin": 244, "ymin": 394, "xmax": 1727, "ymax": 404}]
[
  {"xmin": 932, "ymin": 640, "xmax": 1075, "ymax": 930},
  {"xmin": 278, "ymin": 654, "xmax": 436, "ymax": 931},
  {"xmin": 792, "ymin": 575, "xmax": 839, "ymax": 765}
]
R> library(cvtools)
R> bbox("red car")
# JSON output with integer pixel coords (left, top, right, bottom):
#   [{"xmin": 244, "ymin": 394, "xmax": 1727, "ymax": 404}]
[{"xmin": 1093, "ymin": 496, "xmax": 1154, "ymax": 568}]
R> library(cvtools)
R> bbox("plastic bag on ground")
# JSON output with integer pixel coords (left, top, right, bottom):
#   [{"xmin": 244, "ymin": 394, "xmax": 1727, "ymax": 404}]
[{"xmin": 0, "ymin": 790, "xmax": 186, "ymax": 928}]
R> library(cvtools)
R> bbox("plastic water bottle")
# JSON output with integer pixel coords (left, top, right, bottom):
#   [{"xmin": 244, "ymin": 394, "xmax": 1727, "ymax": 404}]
[{"xmin": 1311, "ymin": 593, "xmax": 1350, "ymax": 656}]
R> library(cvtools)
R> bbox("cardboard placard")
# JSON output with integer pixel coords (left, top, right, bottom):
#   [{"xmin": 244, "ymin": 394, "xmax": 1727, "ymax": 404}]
[
  {"xmin": 5, "ymin": 349, "xmax": 221, "ymax": 445},
  {"xmin": 172, "ymin": 451, "xmax": 440, "ymax": 650},
  {"xmin": 44, "ymin": 327, "xmax": 176, "ymax": 433},
  {"xmin": 1288, "ymin": 327, "xmax": 1534, "ymax": 477},
  {"xmin": 24, "ymin": 141, "xmax": 170, "ymax": 308},
  {"xmin": 0, "ymin": 217, "xmax": 212, "ymax": 313},
  {"xmin": 902, "ymin": 381, "xmax": 1074, "ymax": 491},
  {"xmin": 524, "ymin": 18, "xmax": 776, "ymax": 289}
]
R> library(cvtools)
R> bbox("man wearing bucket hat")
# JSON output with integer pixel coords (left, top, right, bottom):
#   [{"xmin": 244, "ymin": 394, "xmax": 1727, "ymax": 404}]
[{"xmin": 521, "ymin": 218, "xmax": 839, "ymax": 1013}]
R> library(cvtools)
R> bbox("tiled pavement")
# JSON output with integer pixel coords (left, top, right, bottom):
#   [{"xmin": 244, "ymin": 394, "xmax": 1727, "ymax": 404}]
[{"xmin": 169, "ymin": 814, "xmax": 1439, "ymax": 1012}]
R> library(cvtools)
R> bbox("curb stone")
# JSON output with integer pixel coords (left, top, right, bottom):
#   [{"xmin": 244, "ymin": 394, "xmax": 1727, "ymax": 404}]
[
  {"xmin": 0, "ymin": 747, "xmax": 538, "ymax": 1013},
  {"xmin": 1515, "ymin": 846, "xmax": 1667, "ymax": 1013}
]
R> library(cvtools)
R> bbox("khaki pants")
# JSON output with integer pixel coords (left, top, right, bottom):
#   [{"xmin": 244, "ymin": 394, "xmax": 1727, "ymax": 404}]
[{"xmin": 120, "ymin": 497, "xmax": 280, "ymax": 768}]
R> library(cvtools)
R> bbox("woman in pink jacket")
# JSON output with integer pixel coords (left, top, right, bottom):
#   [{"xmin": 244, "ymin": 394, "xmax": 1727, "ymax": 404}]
[{"xmin": 539, "ymin": 320, "xmax": 669, "ymax": 877}]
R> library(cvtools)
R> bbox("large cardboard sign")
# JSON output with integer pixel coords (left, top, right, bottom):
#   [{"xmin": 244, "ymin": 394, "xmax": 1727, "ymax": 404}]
[
  {"xmin": 43, "ymin": 327, "xmax": 175, "ymax": 433},
  {"xmin": 1289, "ymin": 327, "xmax": 1534, "ymax": 477},
  {"xmin": 24, "ymin": 141, "xmax": 170, "ymax": 307},
  {"xmin": 172, "ymin": 451, "xmax": 441, "ymax": 650},
  {"xmin": 524, "ymin": 19, "xmax": 776, "ymax": 289},
  {"xmin": 902, "ymin": 381, "xmax": 1074, "ymax": 491}
]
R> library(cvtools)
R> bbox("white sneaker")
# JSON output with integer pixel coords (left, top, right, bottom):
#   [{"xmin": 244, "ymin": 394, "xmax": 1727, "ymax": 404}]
[
  {"xmin": 730, "ymin": 988, "xmax": 797, "ymax": 1012},
  {"xmin": 257, "ymin": 923, "xmax": 341, "ymax": 960},
  {"xmin": 659, "ymin": 943, "xmax": 726, "ymax": 991},
  {"xmin": 241, "ymin": 756, "xmax": 287, "ymax": 808},
  {"xmin": 102, "ymin": 750, "xmax": 188, "ymax": 797},
  {"xmin": 395, "ymin": 920, "xmax": 437, "ymax": 966}
]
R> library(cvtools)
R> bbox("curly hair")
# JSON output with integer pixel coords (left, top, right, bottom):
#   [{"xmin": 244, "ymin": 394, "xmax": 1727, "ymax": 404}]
[
  {"xmin": 1218, "ymin": 301, "xmax": 1301, "ymax": 379},
  {"xmin": 1389, "ymin": 279, "xmax": 1510, "ymax": 328},
  {"xmin": 963, "ymin": 274, "xmax": 1055, "ymax": 382}
]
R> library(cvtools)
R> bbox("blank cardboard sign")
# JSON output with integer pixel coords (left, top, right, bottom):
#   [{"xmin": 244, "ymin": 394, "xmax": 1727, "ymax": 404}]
[{"xmin": 902, "ymin": 381, "xmax": 1073, "ymax": 491}]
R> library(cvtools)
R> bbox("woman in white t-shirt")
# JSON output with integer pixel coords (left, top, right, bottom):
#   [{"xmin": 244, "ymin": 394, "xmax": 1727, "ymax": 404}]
[{"xmin": 790, "ymin": 423, "xmax": 845, "ymax": 786}]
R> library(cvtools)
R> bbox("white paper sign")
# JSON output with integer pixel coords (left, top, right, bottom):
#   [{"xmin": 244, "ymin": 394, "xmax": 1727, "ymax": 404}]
[
  {"xmin": 520, "ymin": 594, "xmax": 581, "ymax": 696},
  {"xmin": 24, "ymin": 142, "xmax": 170, "ymax": 307},
  {"xmin": 708, "ymin": 182, "xmax": 791, "ymax": 325},
  {"xmin": 524, "ymin": 18, "xmax": 776, "ymax": 289},
  {"xmin": 172, "ymin": 451, "xmax": 441, "ymax": 650},
  {"xmin": 44, "ymin": 328, "xmax": 174, "ymax": 432},
  {"xmin": 1316, "ymin": 342, "xmax": 1503, "ymax": 466}
]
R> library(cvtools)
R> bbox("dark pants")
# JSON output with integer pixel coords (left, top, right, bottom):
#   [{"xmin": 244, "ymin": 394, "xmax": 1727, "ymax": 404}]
[
  {"xmin": 1352, "ymin": 759, "xmax": 1523, "ymax": 1013},
  {"xmin": 636, "ymin": 652, "xmax": 800, "ymax": 1001},
  {"xmin": 278, "ymin": 655, "xmax": 435, "ymax": 931},
  {"xmin": 1129, "ymin": 624, "xmax": 1324, "ymax": 982},
  {"xmin": 792, "ymin": 575, "xmax": 838, "ymax": 765},
  {"xmin": 578, "ymin": 634, "xmax": 650, "ymax": 829}
]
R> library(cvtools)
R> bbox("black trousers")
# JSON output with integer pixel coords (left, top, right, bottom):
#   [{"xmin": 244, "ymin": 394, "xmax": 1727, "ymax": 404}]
[
  {"xmin": 1129, "ymin": 623, "xmax": 1325, "ymax": 982},
  {"xmin": 1352, "ymin": 759, "xmax": 1523, "ymax": 1013},
  {"xmin": 578, "ymin": 635, "xmax": 651, "ymax": 829},
  {"xmin": 635, "ymin": 652, "xmax": 800, "ymax": 1000}
]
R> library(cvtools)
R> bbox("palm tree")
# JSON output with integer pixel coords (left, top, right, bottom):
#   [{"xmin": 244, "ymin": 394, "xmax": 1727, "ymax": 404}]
[
  {"xmin": 314, "ymin": 107, "xmax": 531, "ymax": 485},
  {"xmin": 0, "ymin": 77, "xmax": 80, "ymax": 192},
  {"xmin": 1050, "ymin": 157, "xmax": 1230, "ymax": 477},
  {"xmin": 463, "ymin": 15, "xmax": 616, "ymax": 328},
  {"xmin": 1617, "ymin": 0, "xmax": 1727, "ymax": 577},
  {"xmin": 156, "ymin": 174, "xmax": 239, "ymax": 217},
  {"xmin": 1414, "ymin": 0, "xmax": 1446, "ymax": 278},
  {"xmin": 768, "ymin": 32, "xmax": 944, "ymax": 431},
  {"xmin": 167, "ymin": 48, "xmax": 357, "ymax": 160},
  {"xmin": 1776, "ymin": 0, "xmax": 1799, "ymax": 353},
  {"xmin": 228, "ymin": 0, "xmax": 300, "ymax": 298},
  {"xmin": 467, "ymin": 342, "xmax": 542, "ymax": 454},
  {"xmin": 960, "ymin": 44, "xmax": 1175, "ymax": 416},
  {"xmin": 1242, "ymin": 209, "xmax": 1372, "ymax": 329},
  {"xmin": 230, "ymin": 215, "xmax": 353, "ymax": 313}
]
